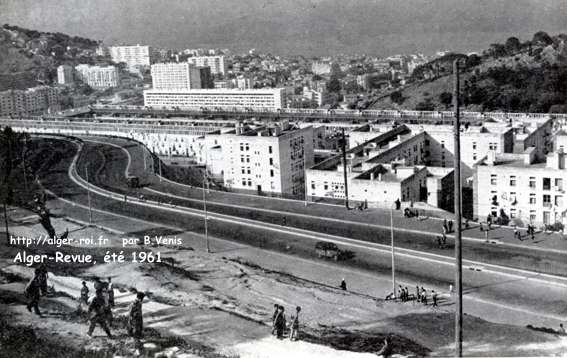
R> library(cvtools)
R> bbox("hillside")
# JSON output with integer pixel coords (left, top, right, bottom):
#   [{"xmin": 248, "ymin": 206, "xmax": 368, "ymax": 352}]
[
  {"xmin": 372, "ymin": 32, "xmax": 567, "ymax": 113},
  {"xmin": 0, "ymin": 24, "xmax": 99, "ymax": 91}
]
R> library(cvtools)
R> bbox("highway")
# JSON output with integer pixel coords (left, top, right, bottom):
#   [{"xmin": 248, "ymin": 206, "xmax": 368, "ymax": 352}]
[{"xmin": 35, "ymin": 135, "xmax": 567, "ymax": 328}]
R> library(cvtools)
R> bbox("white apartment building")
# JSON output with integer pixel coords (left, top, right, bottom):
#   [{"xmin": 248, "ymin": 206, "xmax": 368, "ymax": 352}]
[
  {"xmin": 311, "ymin": 61, "xmax": 332, "ymax": 75},
  {"xmin": 109, "ymin": 45, "xmax": 152, "ymax": 69},
  {"xmin": 236, "ymin": 76, "xmax": 253, "ymax": 90},
  {"xmin": 151, "ymin": 62, "xmax": 201, "ymax": 90},
  {"xmin": 187, "ymin": 56, "xmax": 227, "ymax": 75},
  {"xmin": 74, "ymin": 65, "xmax": 120, "ymax": 89},
  {"xmin": 221, "ymin": 122, "xmax": 314, "ymax": 196},
  {"xmin": 143, "ymin": 88, "xmax": 285, "ymax": 110},
  {"xmin": 303, "ymin": 87, "xmax": 328, "ymax": 107},
  {"xmin": 0, "ymin": 86, "xmax": 60, "ymax": 117},
  {"xmin": 57, "ymin": 65, "xmax": 74, "ymax": 85},
  {"xmin": 474, "ymin": 149, "xmax": 567, "ymax": 227}
]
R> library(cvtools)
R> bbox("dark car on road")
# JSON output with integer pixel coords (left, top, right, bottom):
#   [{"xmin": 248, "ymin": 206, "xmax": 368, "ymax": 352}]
[{"xmin": 315, "ymin": 241, "xmax": 341, "ymax": 261}]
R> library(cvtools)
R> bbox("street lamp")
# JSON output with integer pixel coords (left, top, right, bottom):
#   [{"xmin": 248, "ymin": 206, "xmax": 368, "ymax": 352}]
[
  {"xmin": 203, "ymin": 175, "xmax": 210, "ymax": 253},
  {"xmin": 390, "ymin": 202, "xmax": 396, "ymax": 298}
]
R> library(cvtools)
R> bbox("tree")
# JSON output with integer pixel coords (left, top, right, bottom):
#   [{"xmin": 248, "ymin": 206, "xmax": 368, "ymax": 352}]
[
  {"xmin": 439, "ymin": 92, "xmax": 453, "ymax": 109},
  {"xmin": 390, "ymin": 91, "xmax": 404, "ymax": 105},
  {"xmin": 505, "ymin": 37, "xmax": 521, "ymax": 54},
  {"xmin": 532, "ymin": 31, "xmax": 553, "ymax": 46},
  {"xmin": 0, "ymin": 127, "xmax": 27, "ymax": 240},
  {"xmin": 465, "ymin": 54, "xmax": 482, "ymax": 68},
  {"xmin": 326, "ymin": 76, "xmax": 341, "ymax": 93}
]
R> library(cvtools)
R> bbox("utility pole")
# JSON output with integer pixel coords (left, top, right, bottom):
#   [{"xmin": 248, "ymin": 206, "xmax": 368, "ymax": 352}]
[
  {"xmin": 390, "ymin": 203, "xmax": 396, "ymax": 298},
  {"xmin": 453, "ymin": 59, "xmax": 463, "ymax": 357},
  {"xmin": 203, "ymin": 176, "xmax": 210, "ymax": 253},
  {"xmin": 303, "ymin": 147, "xmax": 308, "ymax": 206},
  {"xmin": 85, "ymin": 167, "xmax": 93, "ymax": 224},
  {"xmin": 341, "ymin": 128, "xmax": 349, "ymax": 209}
]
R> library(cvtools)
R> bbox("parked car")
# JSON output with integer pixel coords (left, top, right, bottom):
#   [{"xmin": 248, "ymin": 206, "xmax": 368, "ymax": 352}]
[{"xmin": 315, "ymin": 241, "xmax": 341, "ymax": 261}]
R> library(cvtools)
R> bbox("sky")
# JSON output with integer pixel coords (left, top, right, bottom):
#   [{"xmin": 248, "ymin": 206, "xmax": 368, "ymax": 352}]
[{"xmin": 1, "ymin": 0, "xmax": 566, "ymax": 57}]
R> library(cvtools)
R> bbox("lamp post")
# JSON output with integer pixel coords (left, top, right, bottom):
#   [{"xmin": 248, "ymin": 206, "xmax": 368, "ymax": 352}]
[
  {"xmin": 390, "ymin": 202, "xmax": 396, "ymax": 298},
  {"xmin": 203, "ymin": 176, "xmax": 210, "ymax": 253}
]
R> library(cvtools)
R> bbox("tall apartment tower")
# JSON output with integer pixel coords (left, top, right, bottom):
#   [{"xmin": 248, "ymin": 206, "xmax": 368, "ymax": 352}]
[
  {"xmin": 57, "ymin": 65, "xmax": 74, "ymax": 85},
  {"xmin": 187, "ymin": 56, "xmax": 228, "ymax": 75},
  {"xmin": 150, "ymin": 62, "xmax": 202, "ymax": 90}
]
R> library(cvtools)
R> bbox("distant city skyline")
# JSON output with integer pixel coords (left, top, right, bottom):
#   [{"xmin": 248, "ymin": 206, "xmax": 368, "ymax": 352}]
[{"xmin": 1, "ymin": 0, "xmax": 566, "ymax": 57}]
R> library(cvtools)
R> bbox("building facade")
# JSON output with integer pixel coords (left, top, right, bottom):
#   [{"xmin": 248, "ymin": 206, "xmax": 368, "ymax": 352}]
[
  {"xmin": 221, "ymin": 122, "xmax": 314, "ymax": 196},
  {"xmin": 143, "ymin": 88, "xmax": 285, "ymax": 110},
  {"xmin": 0, "ymin": 86, "xmax": 60, "ymax": 117},
  {"xmin": 57, "ymin": 65, "xmax": 74, "ymax": 85},
  {"xmin": 109, "ymin": 45, "xmax": 152, "ymax": 69},
  {"xmin": 151, "ymin": 62, "xmax": 201, "ymax": 90},
  {"xmin": 74, "ymin": 65, "xmax": 120, "ymax": 89},
  {"xmin": 474, "ymin": 149, "xmax": 567, "ymax": 227},
  {"xmin": 187, "ymin": 56, "xmax": 228, "ymax": 75}
]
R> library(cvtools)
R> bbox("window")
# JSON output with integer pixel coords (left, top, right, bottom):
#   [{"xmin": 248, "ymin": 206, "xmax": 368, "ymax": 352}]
[
  {"xmin": 270, "ymin": 169, "xmax": 274, "ymax": 177},
  {"xmin": 441, "ymin": 141, "xmax": 445, "ymax": 149},
  {"xmin": 311, "ymin": 182, "xmax": 315, "ymax": 189},
  {"xmin": 473, "ymin": 154, "xmax": 477, "ymax": 161},
  {"xmin": 529, "ymin": 194, "xmax": 536, "ymax": 205},
  {"xmin": 240, "ymin": 155, "xmax": 245, "ymax": 163},
  {"xmin": 543, "ymin": 194, "xmax": 551, "ymax": 207},
  {"xmin": 247, "ymin": 168, "xmax": 251, "ymax": 174},
  {"xmin": 543, "ymin": 178, "xmax": 551, "ymax": 190},
  {"xmin": 268, "ymin": 146, "xmax": 273, "ymax": 154},
  {"xmin": 240, "ymin": 143, "xmax": 244, "ymax": 151},
  {"xmin": 529, "ymin": 210, "xmax": 536, "ymax": 223},
  {"xmin": 247, "ymin": 179, "xmax": 252, "ymax": 186},
  {"xmin": 245, "ymin": 144, "xmax": 249, "ymax": 151},
  {"xmin": 490, "ymin": 174, "xmax": 497, "ymax": 185},
  {"xmin": 556, "ymin": 195, "xmax": 563, "ymax": 207},
  {"xmin": 529, "ymin": 177, "xmax": 536, "ymax": 189},
  {"xmin": 472, "ymin": 142, "xmax": 477, "ymax": 150},
  {"xmin": 555, "ymin": 178, "xmax": 563, "ymax": 191},
  {"xmin": 269, "ymin": 158, "xmax": 273, "ymax": 165},
  {"xmin": 241, "ymin": 167, "xmax": 245, "ymax": 174},
  {"xmin": 324, "ymin": 182, "xmax": 329, "ymax": 190},
  {"xmin": 246, "ymin": 155, "xmax": 250, "ymax": 163},
  {"xmin": 510, "ymin": 208, "xmax": 516, "ymax": 219},
  {"xmin": 509, "ymin": 176, "xmax": 516, "ymax": 187},
  {"xmin": 242, "ymin": 180, "xmax": 246, "ymax": 186}
]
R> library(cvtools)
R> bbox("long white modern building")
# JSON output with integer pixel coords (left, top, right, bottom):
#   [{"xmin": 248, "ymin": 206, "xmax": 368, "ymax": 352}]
[
  {"xmin": 143, "ymin": 88, "xmax": 285, "ymax": 110},
  {"xmin": 150, "ymin": 62, "xmax": 202, "ymax": 90},
  {"xmin": 74, "ymin": 65, "xmax": 120, "ymax": 89}
]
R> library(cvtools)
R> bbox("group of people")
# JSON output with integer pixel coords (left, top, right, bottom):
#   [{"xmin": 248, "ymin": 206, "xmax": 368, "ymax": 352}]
[
  {"xmin": 515, "ymin": 224, "xmax": 536, "ymax": 240},
  {"xmin": 24, "ymin": 267, "xmax": 146, "ymax": 340},
  {"xmin": 385, "ymin": 285, "xmax": 438, "ymax": 307},
  {"xmin": 271, "ymin": 304, "xmax": 301, "ymax": 341}
]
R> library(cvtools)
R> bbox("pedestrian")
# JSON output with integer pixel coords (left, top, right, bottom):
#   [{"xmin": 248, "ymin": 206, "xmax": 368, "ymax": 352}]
[
  {"xmin": 93, "ymin": 277, "xmax": 104, "ymax": 292},
  {"xmin": 480, "ymin": 222, "xmax": 484, "ymax": 232},
  {"xmin": 87, "ymin": 290, "xmax": 112, "ymax": 338},
  {"xmin": 271, "ymin": 304, "xmax": 279, "ymax": 335},
  {"xmin": 24, "ymin": 267, "xmax": 46, "ymax": 315},
  {"xmin": 375, "ymin": 336, "xmax": 393, "ymax": 358},
  {"xmin": 398, "ymin": 285, "xmax": 403, "ymax": 301},
  {"xmin": 441, "ymin": 232, "xmax": 447, "ymax": 248},
  {"xmin": 107, "ymin": 277, "xmax": 114, "ymax": 307},
  {"xmin": 340, "ymin": 278, "xmax": 347, "ymax": 291},
  {"xmin": 530, "ymin": 225, "xmax": 535, "ymax": 240},
  {"xmin": 416, "ymin": 285, "xmax": 420, "ymax": 302},
  {"xmin": 421, "ymin": 287, "xmax": 427, "ymax": 304},
  {"xmin": 80, "ymin": 281, "xmax": 89, "ymax": 304},
  {"xmin": 514, "ymin": 226, "xmax": 520, "ymax": 240},
  {"xmin": 448, "ymin": 220, "xmax": 453, "ymax": 233},
  {"xmin": 443, "ymin": 218, "xmax": 447, "ymax": 231},
  {"xmin": 559, "ymin": 323, "xmax": 566, "ymax": 334},
  {"xmin": 487, "ymin": 215, "xmax": 492, "ymax": 230},
  {"xmin": 442, "ymin": 224, "xmax": 448, "ymax": 236},
  {"xmin": 289, "ymin": 306, "xmax": 301, "ymax": 341},
  {"xmin": 128, "ymin": 292, "xmax": 145, "ymax": 339},
  {"xmin": 432, "ymin": 290, "xmax": 438, "ymax": 307},
  {"xmin": 404, "ymin": 286, "xmax": 409, "ymax": 302},
  {"xmin": 274, "ymin": 306, "xmax": 286, "ymax": 339},
  {"xmin": 395, "ymin": 198, "xmax": 401, "ymax": 210}
]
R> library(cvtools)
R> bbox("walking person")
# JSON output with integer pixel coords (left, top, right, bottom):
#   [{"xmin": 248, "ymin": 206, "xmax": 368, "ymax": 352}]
[
  {"xmin": 448, "ymin": 220, "xmax": 454, "ymax": 233},
  {"xmin": 340, "ymin": 278, "xmax": 347, "ymax": 291},
  {"xmin": 107, "ymin": 277, "xmax": 114, "ymax": 307},
  {"xmin": 271, "ymin": 304, "xmax": 280, "ymax": 335},
  {"xmin": 404, "ymin": 287, "xmax": 409, "ymax": 302},
  {"xmin": 87, "ymin": 290, "xmax": 112, "ymax": 338},
  {"xmin": 514, "ymin": 226, "xmax": 520, "ymax": 240},
  {"xmin": 421, "ymin": 288, "xmax": 427, "ymax": 305},
  {"xmin": 128, "ymin": 292, "xmax": 145, "ymax": 339},
  {"xmin": 289, "ymin": 306, "xmax": 301, "ymax": 341},
  {"xmin": 80, "ymin": 281, "xmax": 89, "ymax": 304},
  {"xmin": 24, "ymin": 267, "xmax": 47, "ymax": 315},
  {"xmin": 416, "ymin": 285, "xmax": 421, "ymax": 302},
  {"xmin": 432, "ymin": 290, "xmax": 438, "ymax": 307},
  {"xmin": 274, "ymin": 306, "xmax": 286, "ymax": 339},
  {"xmin": 487, "ymin": 215, "xmax": 492, "ymax": 230}
]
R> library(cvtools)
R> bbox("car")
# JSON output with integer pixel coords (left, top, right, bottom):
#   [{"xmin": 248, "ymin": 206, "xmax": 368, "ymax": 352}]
[{"xmin": 315, "ymin": 241, "xmax": 341, "ymax": 261}]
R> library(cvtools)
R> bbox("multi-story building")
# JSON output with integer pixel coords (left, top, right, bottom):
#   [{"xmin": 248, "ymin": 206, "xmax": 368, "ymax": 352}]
[
  {"xmin": 109, "ymin": 45, "xmax": 152, "ymax": 70},
  {"xmin": 311, "ymin": 61, "xmax": 332, "ymax": 75},
  {"xmin": 143, "ymin": 88, "xmax": 285, "ymax": 110},
  {"xmin": 236, "ymin": 76, "xmax": 253, "ymax": 90},
  {"xmin": 0, "ymin": 86, "xmax": 60, "ymax": 117},
  {"xmin": 57, "ymin": 65, "xmax": 74, "ymax": 85},
  {"xmin": 187, "ymin": 56, "xmax": 227, "ymax": 75},
  {"xmin": 220, "ymin": 121, "xmax": 314, "ymax": 196},
  {"xmin": 474, "ymin": 149, "xmax": 567, "ymax": 227},
  {"xmin": 74, "ymin": 65, "xmax": 120, "ymax": 89},
  {"xmin": 356, "ymin": 74, "xmax": 370, "ymax": 90},
  {"xmin": 150, "ymin": 62, "xmax": 201, "ymax": 90},
  {"xmin": 303, "ymin": 87, "xmax": 328, "ymax": 107},
  {"xmin": 197, "ymin": 67, "xmax": 214, "ymax": 89}
]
